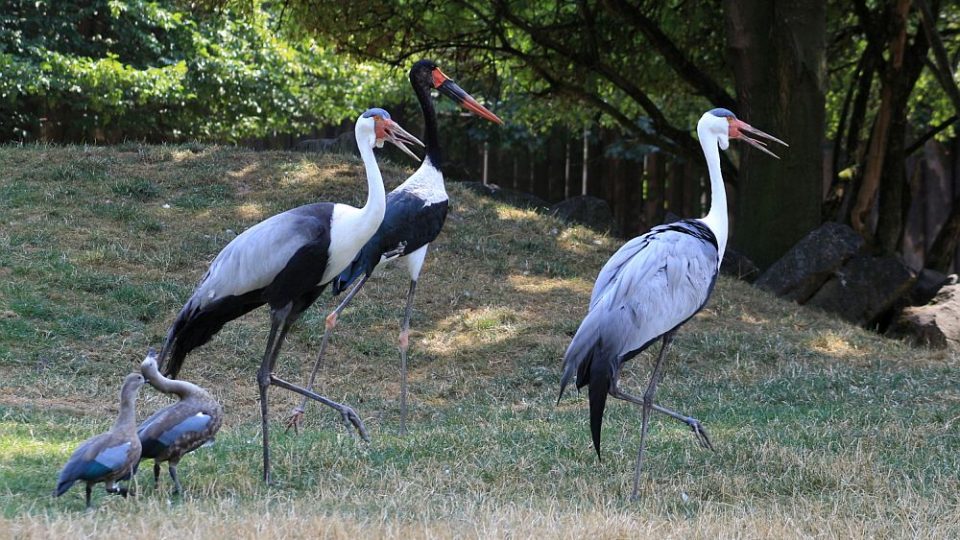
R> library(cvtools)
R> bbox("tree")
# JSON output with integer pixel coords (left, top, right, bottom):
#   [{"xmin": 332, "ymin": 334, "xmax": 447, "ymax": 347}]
[{"xmin": 725, "ymin": 0, "xmax": 826, "ymax": 268}]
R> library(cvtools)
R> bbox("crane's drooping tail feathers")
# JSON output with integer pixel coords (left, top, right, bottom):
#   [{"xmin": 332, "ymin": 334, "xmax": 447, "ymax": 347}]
[
  {"xmin": 559, "ymin": 315, "xmax": 612, "ymax": 459},
  {"xmin": 159, "ymin": 294, "xmax": 261, "ymax": 378}
]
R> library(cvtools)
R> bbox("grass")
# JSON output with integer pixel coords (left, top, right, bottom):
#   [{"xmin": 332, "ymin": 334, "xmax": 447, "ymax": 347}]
[{"xmin": 0, "ymin": 143, "xmax": 958, "ymax": 538}]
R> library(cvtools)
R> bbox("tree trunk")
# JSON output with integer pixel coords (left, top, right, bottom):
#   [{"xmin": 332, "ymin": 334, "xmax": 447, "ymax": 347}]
[{"xmin": 725, "ymin": 0, "xmax": 826, "ymax": 269}]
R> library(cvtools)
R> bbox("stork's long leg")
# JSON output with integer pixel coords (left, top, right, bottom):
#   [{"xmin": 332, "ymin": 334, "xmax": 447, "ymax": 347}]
[
  {"xmin": 153, "ymin": 462, "xmax": 161, "ymax": 489},
  {"xmin": 398, "ymin": 279, "xmax": 418, "ymax": 436},
  {"xmin": 630, "ymin": 332, "xmax": 674, "ymax": 501},
  {"xmin": 285, "ymin": 274, "xmax": 371, "ymax": 432}
]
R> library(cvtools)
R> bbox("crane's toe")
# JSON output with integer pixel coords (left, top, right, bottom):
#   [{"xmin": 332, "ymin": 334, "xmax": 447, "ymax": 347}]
[
  {"xmin": 339, "ymin": 407, "xmax": 370, "ymax": 442},
  {"xmin": 686, "ymin": 418, "xmax": 715, "ymax": 451}
]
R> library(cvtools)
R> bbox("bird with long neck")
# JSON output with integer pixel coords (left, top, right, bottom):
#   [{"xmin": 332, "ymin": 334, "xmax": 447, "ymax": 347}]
[
  {"xmin": 559, "ymin": 108, "xmax": 786, "ymax": 500},
  {"xmin": 287, "ymin": 60, "xmax": 503, "ymax": 435},
  {"xmin": 156, "ymin": 108, "xmax": 422, "ymax": 483},
  {"xmin": 138, "ymin": 349, "xmax": 222, "ymax": 494},
  {"xmin": 55, "ymin": 372, "xmax": 145, "ymax": 509}
]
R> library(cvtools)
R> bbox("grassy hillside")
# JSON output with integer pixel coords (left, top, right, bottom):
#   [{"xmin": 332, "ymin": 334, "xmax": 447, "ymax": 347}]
[{"xmin": 1, "ymin": 144, "xmax": 958, "ymax": 538}]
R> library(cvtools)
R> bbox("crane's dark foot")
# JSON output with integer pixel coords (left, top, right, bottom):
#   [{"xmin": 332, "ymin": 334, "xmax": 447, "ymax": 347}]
[
  {"xmin": 683, "ymin": 417, "xmax": 714, "ymax": 451},
  {"xmin": 339, "ymin": 406, "xmax": 370, "ymax": 442},
  {"xmin": 284, "ymin": 407, "xmax": 305, "ymax": 434}
]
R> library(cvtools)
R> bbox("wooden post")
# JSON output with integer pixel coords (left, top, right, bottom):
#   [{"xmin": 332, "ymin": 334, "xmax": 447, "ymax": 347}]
[{"xmin": 581, "ymin": 128, "xmax": 589, "ymax": 196}]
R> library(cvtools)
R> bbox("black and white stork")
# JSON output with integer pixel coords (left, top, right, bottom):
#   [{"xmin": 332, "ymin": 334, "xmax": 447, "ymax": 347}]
[
  {"xmin": 559, "ymin": 108, "xmax": 787, "ymax": 500},
  {"xmin": 156, "ymin": 108, "xmax": 422, "ymax": 483},
  {"xmin": 287, "ymin": 60, "xmax": 503, "ymax": 435}
]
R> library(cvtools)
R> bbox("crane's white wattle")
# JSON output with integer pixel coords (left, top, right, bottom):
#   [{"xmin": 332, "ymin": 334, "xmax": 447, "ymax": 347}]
[
  {"xmin": 695, "ymin": 113, "xmax": 729, "ymax": 267},
  {"xmin": 324, "ymin": 121, "xmax": 388, "ymax": 283}
]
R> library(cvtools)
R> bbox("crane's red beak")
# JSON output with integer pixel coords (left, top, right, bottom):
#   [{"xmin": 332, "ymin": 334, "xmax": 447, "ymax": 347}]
[
  {"xmin": 433, "ymin": 68, "xmax": 504, "ymax": 125},
  {"xmin": 375, "ymin": 117, "xmax": 424, "ymax": 162},
  {"xmin": 730, "ymin": 119, "xmax": 789, "ymax": 159}
]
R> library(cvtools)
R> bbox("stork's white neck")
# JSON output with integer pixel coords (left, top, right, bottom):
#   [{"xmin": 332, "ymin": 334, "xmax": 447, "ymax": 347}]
[
  {"xmin": 697, "ymin": 124, "xmax": 729, "ymax": 264},
  {"xmin": 356, "ymin": 137, "xmax": 387, "ymax": 223}
]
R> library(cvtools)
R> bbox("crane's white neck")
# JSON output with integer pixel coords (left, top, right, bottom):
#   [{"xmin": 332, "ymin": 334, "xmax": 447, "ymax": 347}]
[
  {"xmin": 697, "ymin": 124, "xmax": 729, "ymax": 264},
  {"xmin": 356, "ymin": 134, "xmax": 387, "ymax": 223}
]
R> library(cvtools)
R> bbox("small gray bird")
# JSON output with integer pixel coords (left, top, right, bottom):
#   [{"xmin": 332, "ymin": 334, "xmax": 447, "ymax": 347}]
[
  {"xmin": 137, "ymin": 349, "xmax": 223, "ymax": 494},
  {"xmin": 54, "ymin": 372, "xmax": 145, "ymax": 509}
]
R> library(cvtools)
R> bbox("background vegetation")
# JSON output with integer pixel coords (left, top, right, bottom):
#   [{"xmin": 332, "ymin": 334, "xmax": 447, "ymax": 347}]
[{"xmin": 3, "ymin": 0, "xmax": 959, "ymax": 272}]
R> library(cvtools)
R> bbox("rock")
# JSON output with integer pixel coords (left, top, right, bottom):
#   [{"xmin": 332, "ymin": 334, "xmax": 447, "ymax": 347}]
[
  {"xmin": 548, "ymin": 196, "xmax": 616, "ymax": 233},
  {"xmin": 887, "ymin": 283, "xmax": 960, "ymax": 349},
  {"xmin": 907, "ymin": 268, "xmax": 951, "ymax": 306},
  {"xmin": 755, "ymin": 222, "xmax": 864, "ymax": 302},
  {"xmin": 459, "ymin": 182, "xmax": 550, "ymax": 210},
  {"xmin": 805, "ymin": 255, "xmax": 916, "ymax": 326},
  {"xmin": 720, "ymin": 247, "xmax": 760, "ymax": 282}
]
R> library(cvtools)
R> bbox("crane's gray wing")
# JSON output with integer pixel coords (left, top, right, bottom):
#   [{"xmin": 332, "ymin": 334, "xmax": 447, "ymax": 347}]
[
  {"xmin": 192, "ymin": 206, "xmax": 331, "ymax": 307},
  {"xmin": 563, "ymin": 221, "xmax": 719, "ymax": 393},
  {"xmin": 592, "ymin": 223, "xmax": 719, "ymax": 359}
]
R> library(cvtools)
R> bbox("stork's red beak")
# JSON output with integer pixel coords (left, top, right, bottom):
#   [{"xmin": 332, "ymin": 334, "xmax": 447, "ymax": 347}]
[
  {"xmin": 433, "ymin": 68, "xmax": 504, "ymax": 125},
  {"xmin": 730, "ymin": 119, "xmax": 788, "ymax": 159}
]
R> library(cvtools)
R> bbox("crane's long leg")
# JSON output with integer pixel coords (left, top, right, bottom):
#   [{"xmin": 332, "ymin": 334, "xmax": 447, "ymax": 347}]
[
  {"xmin": 285, "ymin": 274, "xmax": 371, "ymax": 433},
  {"xmin": 398, "ymin": 279, "xmax": 418, "ymax": 436},
  {"xmin": 610, "ymin": 384, "xmax": 714, "ymax": 450},
  {"xmin": 630, "ymin": 332, "xmax": 674, "ymax": 501},
  {"xmin": 257, "ymin": 305, "xmax": 289, "ymax": 485},
  {"xmin": 285, "ymin": 242, "xmax": 406, "ymax": 433}
]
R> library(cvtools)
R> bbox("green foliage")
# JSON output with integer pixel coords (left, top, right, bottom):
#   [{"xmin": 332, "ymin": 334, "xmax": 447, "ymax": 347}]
[{"xmin": 0, "ymin": 0, "xmax": 404, "ymax": 142}]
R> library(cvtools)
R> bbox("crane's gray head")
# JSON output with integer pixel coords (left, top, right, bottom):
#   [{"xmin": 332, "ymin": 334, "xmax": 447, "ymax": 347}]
[
  {"xmin": 356, "ymin": 108, "xmax": 424, "ymax": 161},
  {"xmin": 698, "ymin": 108, "xmax": 788, "ymax": 158}
]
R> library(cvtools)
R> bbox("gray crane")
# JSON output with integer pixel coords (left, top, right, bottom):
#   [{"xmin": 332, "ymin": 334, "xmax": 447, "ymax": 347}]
[
  {"xmin": 156, "ymin": 108, "xmax": 422, "ymax": 484},
  {"xmin": 559, "ymin": 108, "xmax": 787, "ymax": 500}
]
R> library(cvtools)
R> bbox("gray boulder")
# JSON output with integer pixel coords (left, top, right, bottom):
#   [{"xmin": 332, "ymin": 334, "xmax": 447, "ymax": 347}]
[
  {"xmin": 755, "ymin": 222, "xmax": 864, "ymax": 302},
  {"xmin": 887, "ymin": 281, "xmax": 960, "ymax": 349},
  {"xmin": 549, "ymin": 196, "xmax": 616, "ymax": 233},
  {"xmin": 805, "ymin": 256, "xmax": 916, "ymax": 326}
]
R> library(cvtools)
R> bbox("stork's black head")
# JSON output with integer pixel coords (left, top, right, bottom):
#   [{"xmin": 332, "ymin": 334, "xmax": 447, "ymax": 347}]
[
  {"xmin": 409, "ymin": 59, "xmax": 440, "ymax": 90},
  {"xmin": 408, "ymin": 59, "xmax": 503, "ymax": 125}
]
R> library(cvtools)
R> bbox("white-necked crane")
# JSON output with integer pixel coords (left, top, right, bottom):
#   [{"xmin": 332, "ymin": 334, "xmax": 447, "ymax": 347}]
[
  {"xmin": 286, "ymin": 60, "xmax": 503, "ymax": 435},
  {"xmin": 558, "ymin": 108, "xmax": 787, "ymax": 500},
  {"xmin": 156, "ymin": 108, "xmax": 423, "ymax": 483}
]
